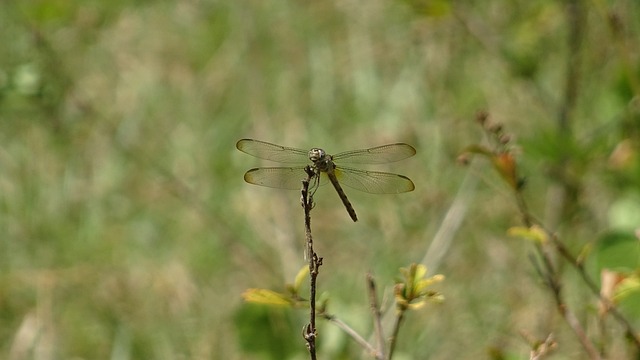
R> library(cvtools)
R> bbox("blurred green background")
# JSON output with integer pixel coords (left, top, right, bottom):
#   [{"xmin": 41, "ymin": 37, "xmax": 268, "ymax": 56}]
[{"xmin": 1, "ymin": 0, "xmax": 639, "ymax": 359}]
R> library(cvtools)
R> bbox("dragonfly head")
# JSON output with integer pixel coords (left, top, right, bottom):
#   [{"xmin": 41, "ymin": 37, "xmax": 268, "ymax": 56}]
[{"xmin": 308, "ymin": 148, "xmax": 326, "ymax": 162}]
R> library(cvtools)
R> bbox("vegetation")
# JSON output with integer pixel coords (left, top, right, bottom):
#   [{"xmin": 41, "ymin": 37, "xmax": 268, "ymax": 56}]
[{"xmin": 1, "ymin": 0, "xmax": 639, "ymax": 359}]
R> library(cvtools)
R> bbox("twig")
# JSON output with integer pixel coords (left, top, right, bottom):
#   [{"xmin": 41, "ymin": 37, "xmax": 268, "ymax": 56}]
[
  {"xmin": 366, "ymin": 273, "xmax": 385, "ymax": 360},
  {"xmin": 518, "ymin": 189, "xmax": 601, "ymax": 358},
  {"xmin": 302, "ymin": 166, "xmax": 322, "ymax": 359},
  {"xmin": 387, "ymin": 307, "xmax": 405, "ymax": 360},
  {"xmin": 520, "ymin": 186, "xmax": 640, "ymax": 348},
  {"xmin": 557, "ymin": 300, "xmax": 602, "ymax": 360},
  {"xmin": 471, "ymin": 113, "xmax": 638, "ymax": 355},
  {"xmin": 517, "ymin": 183, "xmax": 640, "ymax": 347},
  {"xmin": 548, "ymin": 233, "xmax": 640, "ymax": 348},
  {"xmin": 520, "ymin": 331, "xmax": 557, "ymax": 360},
  {"xmin": 558, "ymin": 0, "xmax": 584, "ymax": 135},
  {"xmin": 320, "ymin": 312, "xmax": 380, "ymax": 357},
  {"xmin": 530, "ymin": 244, "xmax": 602, "ymax": 360},
  {"xmin": 421, "ymin": 160, "xmax": 478, "ymax": 270}
]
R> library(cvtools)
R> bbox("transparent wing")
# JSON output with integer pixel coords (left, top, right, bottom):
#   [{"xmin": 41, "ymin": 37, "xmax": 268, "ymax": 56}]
[
  {"xmin": 244, "ymin": 167, "xmax": 317, "ymax": 190},
  {"xmin": 236, "ymin": 139, "xmax": 309, "ymax": 164},
  {"xmin": 332, "ymin": 143, "xmax": 416, "ymax": 164},
  {"xmin": 334, "ymin": 166, "xmax": 415, "ymax": 194}
]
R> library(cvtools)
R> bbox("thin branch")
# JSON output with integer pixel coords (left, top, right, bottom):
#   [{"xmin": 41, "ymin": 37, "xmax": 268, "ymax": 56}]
[
  {"xmin": 532, "ymin": 245, "xmax": 602, "ymax": 360},
  {"xmin": 520, "ymin": 331, "xmax": 557, "ymax": 360},
  {"xmin": 558, "ymin": 0, "xmax": 583, "ymax": 135},
  {"xmin": 519, "ymin": 192, "xmax": 601, "ymax": 358},
  {"xmin": 366, "ymin": 273, "xmax": 385, "ymax": 360},
  {"xmin": 558, "ymin": 302, "xmax": 602, "ymax": 360},
  {"xmin": 302, "ymin": 166, "xmax": 322, "ymax": 360},
  {"xmin": 549, "ymin": 233, "xmax": 640, "ymax": 348},
  {"xmin": 513, "ymin": 150, "xmax": 640, "ymax": 353},
  {"xmin": 320, "ymin": 312, "xmax": 380, "ymax": 357},
  {"xmin": 387, "ymin": 308, "xmax": 405, "ymax": 360},
  {"xmin": 521, "ymin": 188, "xmax": 640, "ymax": 348},
  {"xmin": 517, "ymin": 187, "xmax": 640, "ymax": 347},
  {"xmin": 421, "ymin": 160, "xmax": 478, "ymax": 270},
  {"xmin": 466, "ymin": 143, "xmax": 632, "ymax": 357},
  {"xmin": 301, "ymin": 168, "xmax": 384, "ymax": 359}
]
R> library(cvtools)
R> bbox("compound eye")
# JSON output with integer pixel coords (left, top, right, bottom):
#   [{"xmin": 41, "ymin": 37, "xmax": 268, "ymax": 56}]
[{"xmin": 308, "ymin": 148, "xmax": 324, "ymax": 162}]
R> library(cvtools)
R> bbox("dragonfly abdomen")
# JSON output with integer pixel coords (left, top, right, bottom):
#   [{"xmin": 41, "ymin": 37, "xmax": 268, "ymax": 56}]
[{"xmin": 326, "ymin": 171, "xmax": 358, "ymax": 222}]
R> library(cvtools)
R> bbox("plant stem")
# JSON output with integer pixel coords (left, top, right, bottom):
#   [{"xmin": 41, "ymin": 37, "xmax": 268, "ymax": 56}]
[
  {"xmin": 387, "ymin": 308, "xmax": 405, "ymax": 360},
  {"xmin": 301, "ymin": 166, "xmax": 322, "ymax": 359},
  {"xmin": 320, "ymin": 312, "xmax": 380, "ymax": 357},
  {"xmin": 367, "ymin": 273, "xmax": 385, "ymax": 359}
]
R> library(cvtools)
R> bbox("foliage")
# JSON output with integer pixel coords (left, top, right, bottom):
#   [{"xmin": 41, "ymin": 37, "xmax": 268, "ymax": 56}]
[{"xmin": 1, "ymin": 0, "xmax": 639, "ymax": 358}]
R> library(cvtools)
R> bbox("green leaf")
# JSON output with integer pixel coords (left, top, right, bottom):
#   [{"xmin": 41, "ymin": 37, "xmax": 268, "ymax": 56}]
[
  {"xmin": 395, "ymin": 263, "xmax": 444, "ymax": 310},
  {"xmin": 613, "ymin": 273, "xmax": 640, "ymax": 303},
  {"xmin": 596, "ymin": 231, "xmax": 640, "ymax": 272},
  {"xmin": 507, "ymin": 225, "xmax": 548, "ymax": 243},
  {"xmin": 460, "ymin": 144, "xmax": 494, "ymax": 157},
  {"xmin": 293, "ymin": 266, "xmax": 309, "ymax": 293},
  {"xmin": 242, "ymin": 289, "xmax": 294, "ymax": 307}
]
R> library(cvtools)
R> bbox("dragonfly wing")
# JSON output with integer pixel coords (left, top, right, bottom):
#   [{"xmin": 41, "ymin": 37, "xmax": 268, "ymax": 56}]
[
  {"xmin": 236, "ymin": 139, "xmax": 309, "ymax": 163},
  {"xmin": 334, "ymin": 166, "xmax": 415, "ymax": 194},
  {"xmin": 244, "ymin": 167, "xmax": 313, "ymax": 190},
  {"xmin": 333, "ymin": 143, "xmax": 416, "ymax": 164}
]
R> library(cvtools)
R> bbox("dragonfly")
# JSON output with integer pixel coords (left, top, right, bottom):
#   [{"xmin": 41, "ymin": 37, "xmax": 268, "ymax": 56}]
[{"xmin": 236, "ymin": 139, "xmax": 416, "ymax": 222}]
